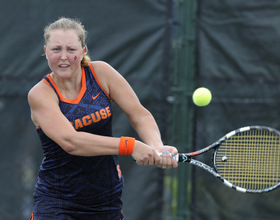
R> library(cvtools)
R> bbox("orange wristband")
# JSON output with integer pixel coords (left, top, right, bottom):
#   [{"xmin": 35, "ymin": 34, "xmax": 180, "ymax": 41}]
[{"xmin": 119, "ymin": 137, "xmax": 135, "ymax": 155}]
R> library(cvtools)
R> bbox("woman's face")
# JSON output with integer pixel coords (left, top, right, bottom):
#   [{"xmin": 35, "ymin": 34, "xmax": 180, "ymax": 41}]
[{"xmin": 44, "ymin": 29, "xmax": 85, "ymax": 79}]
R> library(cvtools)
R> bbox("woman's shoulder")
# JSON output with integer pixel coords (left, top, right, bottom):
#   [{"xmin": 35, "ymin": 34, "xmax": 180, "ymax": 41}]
[
  {"xmin": 90, "ymin": 61, "xmax": 120, "ymax": 77},
  {"xmin": 28, "ymin": 79, "xmax": 48, "ymax": 95},
  {"xmin": 28, "ymin": 79, "xmax": 57, "ymax": 105},
  {"xmin": 90, "ymin": 60, "xmax": 112, "ymax": 70},
  {"xmin": 89, "ymin": 61, "xmax": 122, "ymax": 98}
]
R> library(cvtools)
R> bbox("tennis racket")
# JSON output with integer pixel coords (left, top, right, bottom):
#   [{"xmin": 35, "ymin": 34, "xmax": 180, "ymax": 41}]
[{"xmin": 174, "ymin": 126, "xmax": 280, "ymax": 193}]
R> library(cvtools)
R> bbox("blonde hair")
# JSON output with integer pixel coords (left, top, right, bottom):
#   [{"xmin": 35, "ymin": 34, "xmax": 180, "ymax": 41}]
[{"xmin": 44, "ymin": 17, "xmax": 91, "ymax": 67}]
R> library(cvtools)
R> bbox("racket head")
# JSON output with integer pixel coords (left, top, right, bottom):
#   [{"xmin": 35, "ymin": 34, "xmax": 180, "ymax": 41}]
[{"xmin": 214, "ymin": 126, "xmax": 280, "ymax": 193}]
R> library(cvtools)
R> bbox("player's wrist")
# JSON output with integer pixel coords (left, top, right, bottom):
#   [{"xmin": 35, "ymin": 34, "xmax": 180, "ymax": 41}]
[{"xmin": 119, "ymin": 137, "xmax": 135, "ymax": 155}]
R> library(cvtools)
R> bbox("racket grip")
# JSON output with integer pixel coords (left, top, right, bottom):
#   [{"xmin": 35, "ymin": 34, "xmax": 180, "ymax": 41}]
[
  {"xmin": 174, "ymin": 153, "xmax": 179, "ymax": 162},
  {"xmin": 157, "ymin": 152, "xmax": 180, "ymax": 162}
]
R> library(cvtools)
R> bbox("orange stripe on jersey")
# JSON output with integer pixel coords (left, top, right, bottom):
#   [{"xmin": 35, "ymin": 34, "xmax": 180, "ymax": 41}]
[
  {"xmin": 45, "ymin": 68, "xmax": 87, "ymax": 104},
  {"xmin": 42, "ymin": 78, "xmax": 51, "ymax": 87},
  {"xmin": 88, "ymin": 63, "xmax": 110, "ymax": 100}
]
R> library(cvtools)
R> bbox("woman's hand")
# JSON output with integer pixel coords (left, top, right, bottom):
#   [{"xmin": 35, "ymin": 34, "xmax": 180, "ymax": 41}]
[
  {"xmin": 155, "ymin": 145, "xmax": 178, "ymax": 169},
  {"xmin": 131, "ymin": 140, "xmax": 161, "ymax": 166},
  {"xmin": 131, "ymin": 141, "xmax": 178, "ymax": 169}
]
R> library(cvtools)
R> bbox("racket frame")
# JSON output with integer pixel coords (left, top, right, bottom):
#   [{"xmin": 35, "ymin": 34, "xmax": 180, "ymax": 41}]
[{"xmin": 175, "ymin": 126, "xmax": 280, "ymax": 193}]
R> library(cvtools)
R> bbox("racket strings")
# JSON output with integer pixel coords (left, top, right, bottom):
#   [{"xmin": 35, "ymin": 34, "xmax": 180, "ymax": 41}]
[{"xmin": 215, "ymin": 129, "xmax": 280, "ymax": 190}]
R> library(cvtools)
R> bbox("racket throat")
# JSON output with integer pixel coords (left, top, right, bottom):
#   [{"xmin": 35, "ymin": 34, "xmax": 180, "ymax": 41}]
[{"xmin": 177, "ymin": 154, "xmax": 191, "ymax": 162}]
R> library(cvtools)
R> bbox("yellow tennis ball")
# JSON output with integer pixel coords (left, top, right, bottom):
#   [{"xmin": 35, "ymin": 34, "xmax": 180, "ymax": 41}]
[{"xmin": 192, "ymin": 87, "xmax": 212, "ymax": 107}]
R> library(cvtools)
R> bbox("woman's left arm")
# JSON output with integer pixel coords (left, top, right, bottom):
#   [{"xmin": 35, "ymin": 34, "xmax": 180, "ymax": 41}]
[{"xmin": 92, "ymin": 61, "xmax": 178, "ymax": 168}]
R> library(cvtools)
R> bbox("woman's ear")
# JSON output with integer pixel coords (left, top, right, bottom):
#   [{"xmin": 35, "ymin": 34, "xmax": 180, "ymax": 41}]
[{"xmin": 44, "ymin": 45, "xmax": 48, "ymax": 59}]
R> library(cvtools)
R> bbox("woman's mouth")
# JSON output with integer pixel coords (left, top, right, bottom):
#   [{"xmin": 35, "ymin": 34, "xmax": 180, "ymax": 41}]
[{"xmin": 59, "ymin": 64, "xmax": 70, "ymax": 69}]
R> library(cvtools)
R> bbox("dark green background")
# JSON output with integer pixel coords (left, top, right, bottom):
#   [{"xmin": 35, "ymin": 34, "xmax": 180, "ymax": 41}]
[{"xmin": 1, "ymin": 0, "xmax": 280, "ymax": 219}]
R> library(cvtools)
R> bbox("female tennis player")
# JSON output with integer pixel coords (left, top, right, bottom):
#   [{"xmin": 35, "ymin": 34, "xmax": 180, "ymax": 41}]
[{"xmin": 28, "ymin": 17, "xmax": 178, "ymax": 219}]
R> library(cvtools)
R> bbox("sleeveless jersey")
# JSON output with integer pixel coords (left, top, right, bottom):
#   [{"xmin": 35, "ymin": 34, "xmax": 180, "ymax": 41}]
[{"xmin": 32, "ymin": 63, "xmax": 124, "ymax": 219}]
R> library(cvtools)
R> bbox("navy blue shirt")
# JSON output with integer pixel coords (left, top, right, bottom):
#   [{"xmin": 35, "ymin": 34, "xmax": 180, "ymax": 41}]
[{"xmin": 32, "ymin": 63, "xmax": 124, "ymax": 219}]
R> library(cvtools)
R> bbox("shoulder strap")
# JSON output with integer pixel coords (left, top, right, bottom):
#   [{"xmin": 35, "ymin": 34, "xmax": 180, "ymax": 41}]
[
  {"xmin": 42, "ymin": 74, "xmax": 60, "ymax": 100},
  {"xmin": 88, "ymin": 63, "xmax": 110, "ymax": 100}
]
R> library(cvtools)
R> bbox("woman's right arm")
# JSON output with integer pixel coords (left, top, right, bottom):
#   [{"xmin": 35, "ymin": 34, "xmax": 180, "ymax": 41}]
[
  {"xmin": 28, "ymin": 81, "xmax": 123, "ymax": 155},
  {"xmin": 27, "ymin": 81, "xmax": 155, "ymax": 164}
]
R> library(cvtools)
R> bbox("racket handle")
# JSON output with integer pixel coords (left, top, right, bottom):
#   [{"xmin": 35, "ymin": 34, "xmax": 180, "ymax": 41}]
[
  {"xmin": 157, "ymin": 152, "xmax": 180, "ymax": 162},
  {"xmin": 174, "ymin": 153, "xmax": 179, "ymax": 162}
]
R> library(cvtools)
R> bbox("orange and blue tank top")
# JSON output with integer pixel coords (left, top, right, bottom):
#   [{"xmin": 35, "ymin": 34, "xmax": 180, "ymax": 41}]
[{"xmin": 33, "ymin": 63, "xmax": 124, "ymax": 218}]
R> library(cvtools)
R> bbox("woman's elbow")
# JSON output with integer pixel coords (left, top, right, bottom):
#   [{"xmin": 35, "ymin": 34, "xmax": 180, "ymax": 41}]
[{"xmin": 59, "ymin": 136, "xmax": 77, "ymax": 155}]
